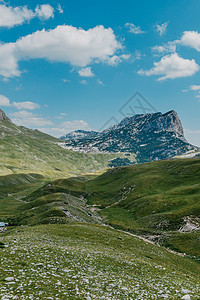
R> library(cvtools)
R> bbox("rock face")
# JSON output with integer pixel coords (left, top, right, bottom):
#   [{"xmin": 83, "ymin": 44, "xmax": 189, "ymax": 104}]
[
  {"xmin": 61, "ymin": 110, "xmax": 198, "ymax": 164},
  {"xmin": 0, "ymin": 109, "xmax": 12, "ymax": 122},
  {"xmin": 61, "ymin": 130, "xmax": 98, "ymax": 140}
]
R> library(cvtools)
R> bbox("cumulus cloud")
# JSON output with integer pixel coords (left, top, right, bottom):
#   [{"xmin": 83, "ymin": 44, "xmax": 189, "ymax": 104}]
[
  {"xmin": 138, "ymin": 53, "xmax": 199, "ymax": 81},
  {"xmin": 155, "ymin": 22, "xmax": 168, "ymax": 36},
  {"xmin": 13, "ymin": 101, "xmax": 40, "ymax": 110},
  {"xmin": 180, "ymin": 31, "xmax": 200, "ymax": 51},
  {"xmin": 10, "ymin": 110, "xmax": 52, "ymax": 127},
  {"xmin": 125, "ymin": 23, "xmax": 145, "ymax": 34},
  {"xmin": 35, "ymin": 4, "xmax": 54, "ymax": 19},
  {"xmin": 0, "ymin": 4, "xmax": 54, "ymax": 28},
  {"xmin": 0, "ymin": 94, "xmax": 40, "ymax": 110},
  {"xmin": 78, "ymin": 67, "xmax": 94, "ymax": 77},
  {"xmin": 152, "ymin": 30, "xmax": 200, "ymax": 56},
  {"xmin": 39, "ymin": 120, "xmax": 91, "ymax": 137},
  {"xmin": 0, "ymin": 94, "xmax": 10, "ymax": 106},
  {"xmin": 0, "ymin": 25, "xmax": 122, "ymax": 78}
]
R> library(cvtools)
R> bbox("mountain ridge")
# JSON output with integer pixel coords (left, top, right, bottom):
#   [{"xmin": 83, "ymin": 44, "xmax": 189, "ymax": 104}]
[
  {"xmin": 61, "ymin": 110, "xmax": 198, "ymax": 163},
  {"xmin": 0, "ymin": 109, "xmax": 12, "ymax": 122},
  {"xmin": 0, "ymin": 109, "xmax": 120, "ymax": 178}
]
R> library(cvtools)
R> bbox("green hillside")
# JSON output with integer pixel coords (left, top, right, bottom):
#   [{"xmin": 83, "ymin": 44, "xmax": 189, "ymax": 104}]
[
  {"xmin": 9, "ymin": 158, "xmax": 200, "ymax": 258},
  {"xmin": 0, "ymin": 173, "xmax": 46, "ymax": 218},
  {"xmin": 0, "ymin": 224, "xmax": 199, "ymax": 299},
  {"xmin": 0, "ymin": 120, "xmax": 121, "ymax": 178}
]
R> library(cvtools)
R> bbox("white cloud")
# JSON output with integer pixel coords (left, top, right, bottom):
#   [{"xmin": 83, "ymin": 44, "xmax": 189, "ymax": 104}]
[
  {"xmin": 155, "ymin": 22, "xmax": 168, "ymax": 36},
  {"xmin": 188, "ymin": 84, "xmax": 200, "ymax": 99},
  {"xmin": 132, "ymin": 50, "xmax": 142, "ymax": 61},
  {"xmin": 97, "ymin": 79, "xmax": 104, "ymax": 86},
  {"xmin": 151, "ymin": 41, "xmax": 177, "ymax": 56},
  {"xmin": 180, "ymin": 31, "xmax": 200, "ymax": 51},
  {"xmin": 190, "ymin": 85, "xmax": 200, "ymax": 91},
  {"xmin": 62, "ymin": 78, "xmax": 71, "ymax": 83},
  {"xmin": 55, "ymin": 113, "xmax": 67, "ymax": 119},
  {"xmin": 78, "ymin": 67, "xmax": 94, "ymax": 77},
  {"xmin": 35, "ymin": 4, "xmax": 54, "ymax": 20},
  {"xmin": 125, "ymin": 23, "xmax": 145, "ymax": 34},
  {"xmin": 10, "ymin": 110, "xmax": 52, "ymax": 127},
  {"xmin": 0, "ymin": 4, "xmax": 54, "ymax": 28},
  {"xmin": 184, "ymin": 129, "xmax": 200, "ymax": 147},
  {"xmin": 57, "ymin": 3, "xmax": 63, "ymax": 14},
  {"xmin": 107, "ymin": 54, "xmax": 130, "ymax": 66},
  {"xmin": 0, "ymin": 94, "xmax": 40, "ymax": 109},
  {"xmin": 153, "ymin": 31, "xmax": 200, "ymax": 56},
  {"xmin": 138, "ymin": 53, "xmax": 199, "ymax": 81},
  {"xmin": 0, "ymin": 94, "xmax": 10, "ymax": 106},
  {"xmin": 0, "ymin": 25, "xmax": 122, "ymax": 78},
  {"xmin": 40, "ymin": 120, "xmax": 91, "ymax": 137},
  {"xmin": 80, "ymin": 80, "xmax": 87, "ymax": 85},
  {"xmin": 0, "ymin": 44, "xmax": 21, "ymax": 77},
  {"xmin": 13, "ymin": 101, "xmax": 40, "ymax": 110}
]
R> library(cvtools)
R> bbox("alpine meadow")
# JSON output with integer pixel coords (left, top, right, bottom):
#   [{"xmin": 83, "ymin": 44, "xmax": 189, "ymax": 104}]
[{"xmin": 0, "ymin": 1, "xmax": 200, "ymax": 299}]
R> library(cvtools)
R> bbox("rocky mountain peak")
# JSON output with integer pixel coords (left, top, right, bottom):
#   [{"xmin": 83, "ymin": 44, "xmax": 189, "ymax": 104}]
[
  {"xmin": 0, "ymin": 109, "xmax": 12, "ymax": 122},
  {"xmin": 113, "ymin": 110, "xmax": 185, "ymax": 138},
  {"xmin": 61, "ymin": 110, "xmax": 197, "ymax": 164}
]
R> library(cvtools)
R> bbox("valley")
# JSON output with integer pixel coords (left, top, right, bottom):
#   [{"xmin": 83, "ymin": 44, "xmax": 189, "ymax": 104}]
[{"xmin": 0, "ymin": 110, "xmax": 199, "ymax": 299}]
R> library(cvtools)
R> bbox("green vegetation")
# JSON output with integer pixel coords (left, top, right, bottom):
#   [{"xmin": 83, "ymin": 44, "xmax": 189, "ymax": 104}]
[
  {"xmin": 0, "ymin": 112, "xmax": 199, "ymax": 298},
  {"xmin": 7, "ymin": 158, "xmax": 200, "ymax": 258},
  {"xmin": 0, "ymin": 173, "xmax": 46, "ymax": 219},
  {"xmin": 0, "ymin": 120, "xmax": 121, "ymax": 178},
  {"xmin": 0, "ymin": 224, "xmax": 199, "ymax": 299}
]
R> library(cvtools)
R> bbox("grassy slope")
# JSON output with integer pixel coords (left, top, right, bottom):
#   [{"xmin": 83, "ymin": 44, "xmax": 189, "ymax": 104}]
[
  {"xmin": 0, "ymin": 173, "xmax": 46, "ymax": 219},
  {"xmin": 0, "ymin": 224, "xmax": 199, "ymax": 299},
  {"xmin": 0, "ymin": 120, "xmax": 119, "ymax": 178},
  {"xmin": 15, "ymin": 158, "xmax": 200, "ymax": 257},
  {"xmin": 1, "ymin": 120, "xmax": 199, "ymax": 257},
  {"xmin": 0, "ymin": 120, "xmax": 121, "ymax": 224},
  {"xmin": 86, "ymin": 158, "xmax": 200, "ymax": 257}
]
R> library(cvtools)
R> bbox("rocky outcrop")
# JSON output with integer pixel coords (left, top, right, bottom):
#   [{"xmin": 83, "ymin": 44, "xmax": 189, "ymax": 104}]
[
  {"xmin": 60, "ymin": 111, "xmax": 198, "ymax": 163},
  {"xmin": 0, "ymin": 109, "xmax": 12, "ymax": 122}
]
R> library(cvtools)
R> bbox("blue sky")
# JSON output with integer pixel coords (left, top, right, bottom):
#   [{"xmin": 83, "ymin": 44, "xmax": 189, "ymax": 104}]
[{"xmin": 0, "ymin": 0, "xmax": 200, "ymax": 146}]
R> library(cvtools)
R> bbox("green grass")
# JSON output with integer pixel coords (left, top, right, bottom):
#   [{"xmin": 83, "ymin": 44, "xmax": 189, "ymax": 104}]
[
  {"xmin": 11, "ymin": 157, "xmax": 200, "ymax": 257},
  {"xmin": 0, "ymin": 120, "xmax": 121, "ymax": 179},
  {"xmin": 1, "ymin": 151, "xmax": 200, "ymax": 257},
  {"xmin": 0, "ymin": 223, "xmax": 199, "ymax": 299},
  {"xmin": 0, "ymin": 173, "xmax": 46, "ymax": 219}
]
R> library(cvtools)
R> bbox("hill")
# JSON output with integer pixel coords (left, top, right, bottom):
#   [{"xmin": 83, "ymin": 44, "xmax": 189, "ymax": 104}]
[
  {"xmin": 0, "ymin": 117, "xmax": 122, "ymax": 178},
  {"xmin": 9, "ymin": 158, "xmax": 200, "ymax": 258},
  {"xmin": 0, "ymin": 224, "xmax": 199, "ymax": 299},
  {"xmin": 61, "ymin": 110, "xmax": 198, "ymax": 164}
]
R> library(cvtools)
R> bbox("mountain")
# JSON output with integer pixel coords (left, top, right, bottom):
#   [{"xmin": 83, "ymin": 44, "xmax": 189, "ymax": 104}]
[
  {"xmin": 61, "ymin": 110, "xmax": 198, "ymax": 164},
  {"xmin": 60, "ymin": 129, "xmax": 98, "ymax": 140},
  {"xmin": 0, "ymin": 109, "xmax": 12, "ymax": 122},
  {"xmin": 0, "ymin": 109, "xmax": 120, "ymax": 178},
  {"xmin": 1, "ymin": 109, "xmax": 200, "ymax": 298}
]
